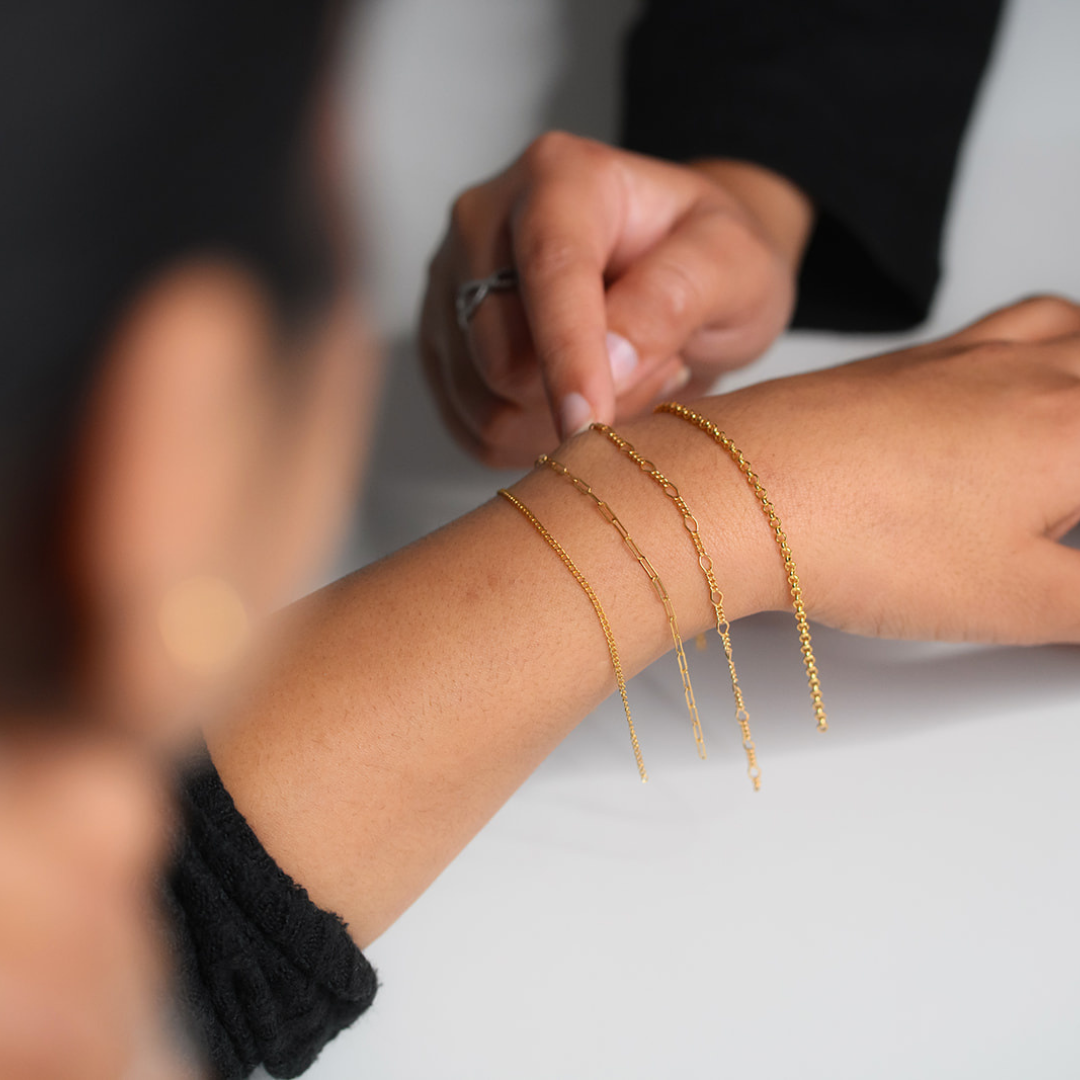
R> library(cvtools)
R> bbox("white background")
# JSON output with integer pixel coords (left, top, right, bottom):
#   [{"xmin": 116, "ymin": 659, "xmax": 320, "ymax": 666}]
[{"xmin": 275, "ymin": 1, "xmax": 1080, "ymax": 1077}]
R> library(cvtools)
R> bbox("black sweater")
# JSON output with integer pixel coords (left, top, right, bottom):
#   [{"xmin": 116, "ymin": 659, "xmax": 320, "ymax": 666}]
[
  {"xmin": 164, "ymin": 752, "xmax": 378, "ymax": 1078},
  {"xmin": 623, "ymin": 0, "xmax": 1004, "ymax": 331}
]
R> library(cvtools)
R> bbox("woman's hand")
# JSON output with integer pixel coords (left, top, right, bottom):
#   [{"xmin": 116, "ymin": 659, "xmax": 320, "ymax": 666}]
[
  {"xmin": 420, "ymin": 132, "xmax": 813, "ymax": 466},
  {"xmin": 673, "ymin": 295, "xmax": 1080, "ymax": 645}
]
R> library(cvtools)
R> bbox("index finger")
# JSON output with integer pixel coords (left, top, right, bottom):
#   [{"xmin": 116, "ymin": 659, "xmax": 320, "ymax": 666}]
[{"xmin": 509, "ymin": 137, "xmax": 625, "ymax": 439}]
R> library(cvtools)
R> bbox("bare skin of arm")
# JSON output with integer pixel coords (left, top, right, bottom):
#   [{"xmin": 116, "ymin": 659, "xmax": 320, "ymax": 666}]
[
  {"xmin": 209, "ymin": 407, "xmax": 771, "ymax": 947},
  {"xmin": 209, "ymin": 297, "xmax": 1080, "ymax": 948}
]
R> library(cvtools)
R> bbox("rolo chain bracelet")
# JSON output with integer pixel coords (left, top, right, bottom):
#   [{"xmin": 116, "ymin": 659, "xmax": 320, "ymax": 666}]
[{"xmin": 655, "ymin": 402, "xmax": 827, "ymax": 732}]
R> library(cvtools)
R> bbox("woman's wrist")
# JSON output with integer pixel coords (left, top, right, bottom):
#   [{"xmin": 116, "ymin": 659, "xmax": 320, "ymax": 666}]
[{"xmin": 509, "ymin": 401, "xmax": 785, "ymax": 668}]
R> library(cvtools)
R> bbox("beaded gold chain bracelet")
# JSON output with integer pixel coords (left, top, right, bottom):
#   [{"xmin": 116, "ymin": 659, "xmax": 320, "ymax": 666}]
[
  {"xmin": 537, "ymin": 455, "xmax": 707, "ymax": 760},
  {"xmin": 498, "ymin": 489, "xmax": 648, "ymax": 781},
  {"xmin": 655, "ymin": 402, "xmax": 826, "ymax": 732},
  {"xmin": 590, "ymin": 423, "xmax": 761, "ymax": 790}
]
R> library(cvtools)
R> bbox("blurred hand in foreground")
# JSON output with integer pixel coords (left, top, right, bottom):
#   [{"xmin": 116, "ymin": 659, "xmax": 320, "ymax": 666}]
[{"xmin": 0, "ymin": 735, "xmax": 197, "ymax": 1080}]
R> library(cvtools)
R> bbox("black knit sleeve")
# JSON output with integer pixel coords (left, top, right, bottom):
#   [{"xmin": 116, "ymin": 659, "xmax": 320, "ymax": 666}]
[
  {"xmin": 621, "ymin": 0, "xmax": 1004, "ymax": 331},
  {"xmin": 163, "ymin": 750, "xmax": 378, "ymax": 1080}
]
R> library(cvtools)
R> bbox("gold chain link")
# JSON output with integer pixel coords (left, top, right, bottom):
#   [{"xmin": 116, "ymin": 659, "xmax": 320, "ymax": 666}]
[
  {"xmin": 537, "ymin": 455, "xmax": 708, "ymax": 761},
  {"xmin": 655, "ymin": 402, "xmax": 826, "ymax": 731},
  {"xmin": 590, "ymin": 423, "xmax": 761, "ymax": 790},
  {"xmin": 497, "ymin": 489, "xmax": 648, "ymax": 782}
]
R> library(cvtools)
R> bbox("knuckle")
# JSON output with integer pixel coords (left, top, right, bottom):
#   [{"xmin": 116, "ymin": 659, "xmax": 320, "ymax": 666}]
[
  {"xmin": 712, "ymin": 207, "xmax": 757, "ymax": 248},
  {"xmin": 649, "ymin": 257, "xmax": 707, "ymax": 324},
  {"xmin": 472, "ymin": 341, "xmax": 514, "ymax": 391},
  {"xmin": 521, "ymin": 130, "xmax": 582, "ymax": 173},
  {"xmin": 1013, "ymin": 293, "xmax": 1080, "ymax": 320},
  {"xmin": 708, "ymin": 210, "xmax": 775, "ymax": 279},
  {"xmin": 474, "ymin": 414, "xmax": 525, "ymax": 468},
  {"xmin": 449, "ymin": 186, "xmax": 483, "ymax": 236},
  {"xmin": 477, "ymin": 355, "xmax": 536, "ymax": 401},
  {"xmin": 513, "ymin": 226, "xmax": 582, "ymax": 281}
]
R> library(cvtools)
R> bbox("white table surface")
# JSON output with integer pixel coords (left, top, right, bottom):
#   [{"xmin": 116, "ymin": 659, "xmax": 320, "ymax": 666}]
[{"xmin": 284, "ymin": 1, "xmax": 1080, "ymax": 1077}]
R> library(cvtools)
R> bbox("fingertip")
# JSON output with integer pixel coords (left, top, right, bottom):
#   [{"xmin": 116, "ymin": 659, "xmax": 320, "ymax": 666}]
[
  {"xmin": 658, "ymin": 363, "xmax": 692, "ymax": 398},
  {"xmin": 558, "ymin": 391, "xmax": 594, "ymax": 439},
  {"xmin": 606, "ymin": 331, "xmax": 640, "ymax": 392}
]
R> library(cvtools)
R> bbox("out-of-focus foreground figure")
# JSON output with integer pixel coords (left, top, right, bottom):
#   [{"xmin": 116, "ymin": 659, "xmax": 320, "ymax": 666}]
[{"xmin": 0, "ymin": 2, "xmax": 373, "ymax": 1075}]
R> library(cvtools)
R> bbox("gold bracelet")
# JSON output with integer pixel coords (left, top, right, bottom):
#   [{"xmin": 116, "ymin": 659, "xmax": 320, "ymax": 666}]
[
  {"xmin": 537, "ymin": 455, "xmax": 707, "ymax": 760},
  {"xmin": 655, "ymin": 402, "xmax": 826, "ymax": 732},
  {"xmin": 497, "ymin": 489, "xmax": 648, "ymax": 782},
  {"xmin": 590, "ymin": 423, "xmax": 761, "ymax": 791}
]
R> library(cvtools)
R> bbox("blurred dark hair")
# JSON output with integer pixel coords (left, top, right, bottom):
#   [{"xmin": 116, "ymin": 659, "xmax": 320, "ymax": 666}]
[{"xmin": 0, "ymin": 0, "xmax": 337, "ymax": 706}]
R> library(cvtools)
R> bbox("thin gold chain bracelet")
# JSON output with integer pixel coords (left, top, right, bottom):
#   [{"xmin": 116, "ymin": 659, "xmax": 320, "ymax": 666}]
[
  {"xmin": 590, "ymin": 423, "xmax": 761, "ymax": 790},
  {"xmin": 654, "ymin": 402, "xmax": 826, "ymax": 732},
  {"xmin": 497, "ymin": 489, "xmax": 648, "ymax": 782},
  {"xmin": 537, "ymin": 455, "xmax": 707, "ymax": 760}
]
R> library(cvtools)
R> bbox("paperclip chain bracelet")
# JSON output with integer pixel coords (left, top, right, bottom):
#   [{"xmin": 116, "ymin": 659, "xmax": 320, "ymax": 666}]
[
  {"xmin": 497, "ymin": 489, "xmax": 648, "ymax": 782},
  {"xmin": 590, "ymin": 423, "xmax": 761, "ymax": 790},
  {"xmin": 655, "ymin": 402, "xmax": 827, "ymax": 732},
  {"xmin": 537, "ymin": 455, "xmax": 707, "ymax": 760}
]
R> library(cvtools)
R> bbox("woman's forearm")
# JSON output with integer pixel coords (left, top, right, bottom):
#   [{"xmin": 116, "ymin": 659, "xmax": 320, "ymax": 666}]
[{"xmin": 207, "ymin": 408, "xmax": 777, "ymax": 946}]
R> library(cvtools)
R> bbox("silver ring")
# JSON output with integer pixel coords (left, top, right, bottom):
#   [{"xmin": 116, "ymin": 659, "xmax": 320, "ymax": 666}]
[{"xmin": 455, "ymin": 266, "xmax": 518, "ymax": 331}]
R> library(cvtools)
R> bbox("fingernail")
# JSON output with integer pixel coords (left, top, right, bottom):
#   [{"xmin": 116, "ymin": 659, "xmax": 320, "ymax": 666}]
[
  {"xmin": 606, "ymin": 331, "xmax": 639, "ymax": 391},
  {"xmin": 659, "ymin": 364, "xmax": 692, "ymax": 398},
  {"xmin": 559, "ymin": 391, "xmax": 593, "ymax": 439}
]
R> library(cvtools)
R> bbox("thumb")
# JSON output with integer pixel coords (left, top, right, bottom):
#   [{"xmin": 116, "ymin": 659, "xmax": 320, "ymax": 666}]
[
  {"xmin": 604, "ymin": 205, "xmax": 782, "ymax": 383},
  {"xmin": 950, "ymin": 295, "xmax": 1080, "ymax": 346}
]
